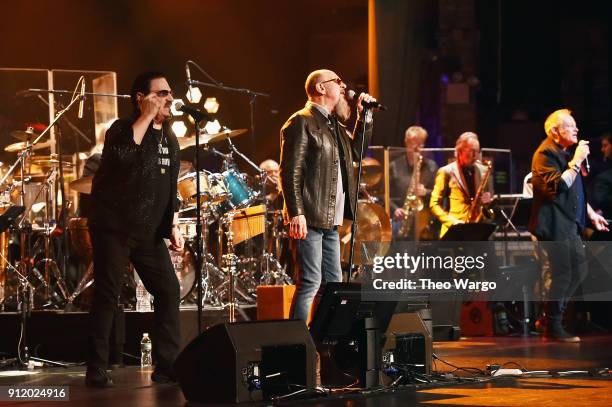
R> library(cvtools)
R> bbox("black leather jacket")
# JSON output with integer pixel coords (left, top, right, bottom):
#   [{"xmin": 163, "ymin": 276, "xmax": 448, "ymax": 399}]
[
  {"xmin": 89, "ymin": 117, "xmax": 180, "ymax": 240},
  {"xmin": 279, "ymin": 103, "xmax": 372, "ymax": 229}
]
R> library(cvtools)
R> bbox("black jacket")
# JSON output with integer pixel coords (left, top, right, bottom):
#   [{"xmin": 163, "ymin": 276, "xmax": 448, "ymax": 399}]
[
  {"xmin": 89, "ymin": 117, "xmax": 180, "ymax": 239},
  {"xmin": 279, "ymin": 104, "xmax": 372, "ymax": 229},
  {"xmin": 529, "ymin": 137, "xmax": 586, "ymax": 241}
]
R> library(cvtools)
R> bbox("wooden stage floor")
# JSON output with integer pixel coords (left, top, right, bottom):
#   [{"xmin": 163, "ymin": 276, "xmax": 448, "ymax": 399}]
[{"xmin": 1, "ymin": 335, "xmax": 611, "ymax": 406}]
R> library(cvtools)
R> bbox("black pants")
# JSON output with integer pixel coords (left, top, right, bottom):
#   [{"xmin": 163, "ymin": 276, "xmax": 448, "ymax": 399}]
[
  {"xmin": 88, "ymin": 228, "xmax": 180, "ymax": 370},
  {"xmin": 542, "ymin": 233, "xmax": 588, "ymax": 325}
]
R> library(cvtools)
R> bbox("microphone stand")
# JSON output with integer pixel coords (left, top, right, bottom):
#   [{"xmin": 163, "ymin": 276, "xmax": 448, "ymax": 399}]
[
  {"xmin": 187, "ymin": 77, "xmax": 269, "ymax": 144},
  {"xmin": 346, "ymin": 109, "xmax": 370, "ymax": 282}
]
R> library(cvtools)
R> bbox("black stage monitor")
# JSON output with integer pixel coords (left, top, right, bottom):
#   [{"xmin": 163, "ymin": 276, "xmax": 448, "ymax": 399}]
[{"xmin": 309, "ymin": 282, "xmax": 397, "ymax": 342}]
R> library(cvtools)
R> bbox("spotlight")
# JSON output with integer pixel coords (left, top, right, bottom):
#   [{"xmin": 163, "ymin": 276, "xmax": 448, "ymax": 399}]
[
  {"xmin": 171, "ymin": 120, "xmax": 188, "ymax": 138},
  {"xmin": 186, "ymin": 87, "xmax": 202, "ymax": 104},
  {"xmin": 204, "ymin": 97, "xmax": 220, "ymax": 114},
  {"xmin": 203, "ymin": 119, "xmax": 222, "ymax": 135}
]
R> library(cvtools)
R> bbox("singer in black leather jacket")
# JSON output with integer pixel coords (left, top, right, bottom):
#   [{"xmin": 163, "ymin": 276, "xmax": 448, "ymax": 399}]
[{"xmin": 279, "ymin": 69, "xmax": 375, "ymax": 321}]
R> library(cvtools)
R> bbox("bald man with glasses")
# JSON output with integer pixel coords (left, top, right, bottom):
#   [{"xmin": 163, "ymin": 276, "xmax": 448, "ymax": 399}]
[{"xmin": 279, "ymin": 69, "xmax": 378, "ymax": 321}]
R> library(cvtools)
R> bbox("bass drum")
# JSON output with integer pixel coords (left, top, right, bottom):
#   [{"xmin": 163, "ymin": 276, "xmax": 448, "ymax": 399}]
[{"xmin": 167, "ymin": 243, "xmax": 196, "ymax": 302}]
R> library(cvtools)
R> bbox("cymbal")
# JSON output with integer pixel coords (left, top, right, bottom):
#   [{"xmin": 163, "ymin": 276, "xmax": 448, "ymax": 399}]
[
  {"xmin": 31, "ymin": 160, "xmax": 74, "ymax": 171},
  {"xmin": 69, "ymin": 176, "xmax": 93, "ymax": 194},
  {"xmin": 31, "ymin": 154, "xmax": 73, "ymax": 162},
  {"xmin": 11, "ymin": 129, "xmax": 38, "ymax": 141},
  {"xmin": 177, "ymin": 129, "xmax": 248, "ymax": 150},
  {"xmin": 360, "ymin": 157, "xmax": 382, "ymax": 187},
  {"xmin": 339, "ymin": 201, "xmax": 391, "ymax": 265},
  {"xmin": 4, "ymin": 140, "xmax": 54, "ymax": 153},
  {"xmin": 203, "ymin": 129, "xmax": 247, "ymax": 144}
]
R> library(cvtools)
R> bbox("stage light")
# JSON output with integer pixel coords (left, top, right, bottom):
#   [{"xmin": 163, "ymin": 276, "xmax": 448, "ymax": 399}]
[
  {"xmin": 171, "ymin": 99, "xmax": 184, "ymax": 116},
  {"xmin": 172, "ymin": 120, "xmax": 188, "ymax": 138},
  {"xmin": 204, "ymin": 97, "xmax": 220, "ymax": 114},
  {"xmin": 203, "ymin": 119, "xmax": 222, "ymax": 135},
  {"xmin": 186, "ymin": 87, "xmax": 202, "ymax": 104}
]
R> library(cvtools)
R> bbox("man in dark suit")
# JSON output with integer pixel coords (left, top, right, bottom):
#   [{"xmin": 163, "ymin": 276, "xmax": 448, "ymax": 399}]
[
  {"xmin": 279, "ymin": 69, "xmax": 376, "ymax": 321},
  {"xmin": 529, "ymin": 109, "xmax": 608, "ymax": 342}
]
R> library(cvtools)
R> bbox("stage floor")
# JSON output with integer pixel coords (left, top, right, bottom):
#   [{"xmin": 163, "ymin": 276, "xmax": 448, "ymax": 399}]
[{"xmin": 1, "ymin": 335, "xmax": 611, "ymax": 406}]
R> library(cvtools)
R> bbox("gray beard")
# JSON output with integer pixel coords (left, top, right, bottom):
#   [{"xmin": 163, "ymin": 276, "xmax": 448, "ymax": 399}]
[{"xmin": 334, "ymin": 97, "xmax": 351, "ymax": 123}]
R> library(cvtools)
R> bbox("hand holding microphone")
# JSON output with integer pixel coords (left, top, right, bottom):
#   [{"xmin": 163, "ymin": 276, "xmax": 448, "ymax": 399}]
[
  {"xmin": 572, "ymin": 140, "xmax": 590, "ymax": 171},
  {"xmin": 347, "ymin": 90, "xmax": 388, "ymax": 111}
]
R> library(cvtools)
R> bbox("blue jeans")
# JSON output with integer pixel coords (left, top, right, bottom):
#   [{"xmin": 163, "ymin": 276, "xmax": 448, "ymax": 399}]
[{"xmin": 290, "ymin": 227, "xmax": 343, "ymax": 321}]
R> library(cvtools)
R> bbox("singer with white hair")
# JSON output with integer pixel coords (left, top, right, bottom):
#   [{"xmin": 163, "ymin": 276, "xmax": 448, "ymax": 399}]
[
  {"xmin": 279, "ymin": 69, "xmax": 378, "ymax": 321},
  {"xmin": 529, "ymin": 108, "xmax": 608, "ymax": 342}
]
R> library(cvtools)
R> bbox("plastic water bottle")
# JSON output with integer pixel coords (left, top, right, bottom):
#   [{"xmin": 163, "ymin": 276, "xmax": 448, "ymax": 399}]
[
  {"xmin": 135, "ymin": 280, "xmax": 152, "ymax": 312},
  {"xmin": 140, "ymin": 333, "xmax": 152, "ymax": 367}
]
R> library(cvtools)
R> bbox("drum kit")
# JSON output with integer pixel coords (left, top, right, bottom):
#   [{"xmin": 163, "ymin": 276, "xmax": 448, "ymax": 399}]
[{"xmin": 67, "ymin": 127, "xmax": 291, "ymax": 314}]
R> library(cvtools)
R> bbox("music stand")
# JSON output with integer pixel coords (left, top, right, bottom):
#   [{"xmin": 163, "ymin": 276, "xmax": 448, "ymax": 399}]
[{"xmin": 441, "ymin": 223, "xmax": 497, "ymax": 241}]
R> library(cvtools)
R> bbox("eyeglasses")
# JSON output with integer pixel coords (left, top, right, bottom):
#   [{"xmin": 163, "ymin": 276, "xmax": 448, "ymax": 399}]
[
  {"xmin": 150, "ymin": 89, "xmax": 173, "ymax": 97},
  {"xmin": 319, "ymin": 77, "xmax": 342, "ymax": 85}
]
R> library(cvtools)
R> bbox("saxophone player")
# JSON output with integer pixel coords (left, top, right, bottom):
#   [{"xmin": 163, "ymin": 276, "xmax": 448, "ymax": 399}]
[
  {"xmin": 389, "ymin": 126, "xmax": 437, "ymax": 238},
  {"xmin": 430, "ymin": 132, "xmax": 493, "ymax": 238}
]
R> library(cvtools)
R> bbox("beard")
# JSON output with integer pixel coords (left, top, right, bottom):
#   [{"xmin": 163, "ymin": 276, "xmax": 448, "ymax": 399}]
[{"xmin": 334, "ymin": 95, "xmax": 351, "ymax": 123}]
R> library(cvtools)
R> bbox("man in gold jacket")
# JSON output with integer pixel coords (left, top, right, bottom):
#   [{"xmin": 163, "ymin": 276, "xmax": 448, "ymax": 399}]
[{"xmin": 429, "ymin": 132, "xmax": 493, "ymax": 238}]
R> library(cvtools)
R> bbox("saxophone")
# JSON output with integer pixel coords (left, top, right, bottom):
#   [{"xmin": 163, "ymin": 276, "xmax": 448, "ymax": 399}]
[
  {"xmin": 398, "ymin": 154, "xmax": 424, "ymax": 237},
  {"xmin": 467, "ymin": 160, "xmax": 494, "ymax": 223}
]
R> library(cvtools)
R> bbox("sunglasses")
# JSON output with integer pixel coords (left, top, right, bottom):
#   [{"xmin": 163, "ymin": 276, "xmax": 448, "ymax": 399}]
[
  {"xmin": 319, "ymin": 77, "xmax": 343, "ymax": 85},
  {"xmin": 149, "ymin": 89, "xmax": 173, "ymax": 97}
]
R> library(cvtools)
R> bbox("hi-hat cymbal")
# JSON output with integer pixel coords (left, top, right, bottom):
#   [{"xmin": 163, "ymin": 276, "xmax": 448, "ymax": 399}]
[
  {"xmin": 69, "ymin": 176, "xmax": 93, "ymax": 194},
  {"xmin": 11, "ymin": 129, "xmax": 38, "ymax": 141},
  {"xmin": 4, "ymin": 140, "xmax": 54, "ymax": 153},
  {"xmin": 177, "ymin": 129, "xmax": 248, "ymax": 150}
]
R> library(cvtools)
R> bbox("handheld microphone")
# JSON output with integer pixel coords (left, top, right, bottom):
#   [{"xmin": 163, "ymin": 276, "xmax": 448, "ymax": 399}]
[
  {"xmin": 585, "ymin": 156, "xmax": 590, "ymax": 173},
  {"xmin": 78, "ymin": 79, "xmax": 85, "ymax": 119},
  {"xmin": 347, "ymin": 90, "xmax": 388, "ymax": 111},
  {"xmin": 175, "ymin": 101, "xmax": 212, "ymax": 122}
]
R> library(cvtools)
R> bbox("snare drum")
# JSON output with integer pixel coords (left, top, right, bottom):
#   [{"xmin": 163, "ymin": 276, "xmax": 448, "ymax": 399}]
[{"xmin": 222, "ymin": 169, "xmax": 256, "ymax": 209}]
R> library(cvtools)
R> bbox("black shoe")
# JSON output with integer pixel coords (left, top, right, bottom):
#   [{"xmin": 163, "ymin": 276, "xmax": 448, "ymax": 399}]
[
  {"xmin": 85, "ymin": 366, "xmax": 114, "ymax": 388},
  {"xmin": 542, "ymin": 327, "xmax": 581, "ymax": 343},
  {"xmin": 151, "ymin": 367, "xmax": 177, "ymax": 384}
]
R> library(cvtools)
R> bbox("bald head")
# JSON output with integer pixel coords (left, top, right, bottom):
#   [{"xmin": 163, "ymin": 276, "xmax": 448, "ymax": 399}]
[
  {"xmin": 305, "ymin": 69, "xmax": 337, "ymax": 98},
  {"xmin": 259, "ymin": 159, "xmax": 279, "ymax": 172}
]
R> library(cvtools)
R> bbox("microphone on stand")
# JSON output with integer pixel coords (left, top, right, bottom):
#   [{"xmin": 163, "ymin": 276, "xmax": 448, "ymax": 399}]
[
  {"xmin": 77, "ymin": 79, "xmax": 85, "ymax": 119},
  {"xmin": 347, "ymin": 90, "xmax": 388, "ymax": 111},
  {"xmin": 185, "ymin": 62, "xmax": 194, "ymax": 100},
  {"xmin": 175, "ymin": 101, "xmax": 213, "ymax": 122}
]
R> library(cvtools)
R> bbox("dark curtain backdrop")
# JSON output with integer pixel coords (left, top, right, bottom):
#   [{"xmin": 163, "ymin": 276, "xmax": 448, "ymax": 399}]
[{"xmin": 369, "ymin": 0, "xmax": 430, "ymax": 147}]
